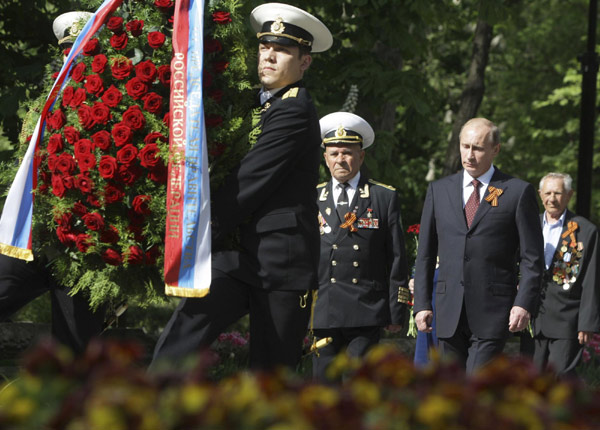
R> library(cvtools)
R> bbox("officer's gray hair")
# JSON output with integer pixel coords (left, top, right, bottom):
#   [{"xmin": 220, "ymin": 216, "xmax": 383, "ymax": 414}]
[{"xmin": 539, "ymin": 172, "xmax": 573, "ymax": 192}]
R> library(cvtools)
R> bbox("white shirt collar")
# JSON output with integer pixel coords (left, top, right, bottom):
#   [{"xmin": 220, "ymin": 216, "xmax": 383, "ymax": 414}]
[
  {"xmin": 332, "ymin": 172, "xmax": 361, "ymax": 190},
  {"xmin": 463, "ymin": 165, "xmax": 495, "ymax": 189},
  {"xmin": 259, "ymin": 87, "xmax": 283, "ymax": 105},
  {"xmin": 543, "ymin": 209, "xmax": 567, "ymax": 228}
]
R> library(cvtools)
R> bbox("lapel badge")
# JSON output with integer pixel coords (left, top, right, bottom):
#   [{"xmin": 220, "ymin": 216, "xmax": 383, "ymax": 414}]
[
  {"xmin": 367, "ymin": 208, "xmax": 373, "ymax": 218},
  {"xmin": 325, "ymin": 207, "xmax": 331, "ymax": 216},
  {"xmin": 359, "ymin": 184, "xmax": 369, "ymax": 198},
  {"xmin": 319, "ymin": 188, "xmax": 329, "ymax": 201}
]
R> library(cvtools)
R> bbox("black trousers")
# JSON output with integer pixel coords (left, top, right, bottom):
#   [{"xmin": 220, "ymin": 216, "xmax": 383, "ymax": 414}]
[
  {"xmin": 0, "ymin": 254, "xmax": 104, "ymax": 354},
  {"xmin": 533, "ymin": 335, "xmax": 583, "ymax": 378},
  {"xmin": 311, "ymin": 326, "xmax": 381, "ymax": 381},
  {"xmin": 152, "ymin": 269, "xmax": 312, "ymax": 371}
]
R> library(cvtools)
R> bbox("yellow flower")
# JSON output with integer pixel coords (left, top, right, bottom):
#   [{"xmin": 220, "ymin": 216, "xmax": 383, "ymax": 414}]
[
  {"xmin": 416, "ymin": 394, "xmax": 459, "ymax": 428},
  {"xmin": 180, "ymin": 384, "xmax": 211, "ymax": 413},
  {"xmin": 351, "ymin": 378, "xmax": 380, "ymax": 408},
  {"xmin": 299, "ymin": 385, "xmax": 340, "ymax": 410}
]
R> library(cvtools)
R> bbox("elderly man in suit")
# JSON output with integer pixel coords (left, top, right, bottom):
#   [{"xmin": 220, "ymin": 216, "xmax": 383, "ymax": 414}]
[
  {"xmin": 310, "ymin": 112, "xmax": 410, "ymax": 381},
  {"xmin": 153, "ymin": 3, "xmax": 332, "ymax": 370},
  {"xmin": 414, "ymin": 117, "xmax": 544, "ymax": 373},
  {"xmin": 532, "ymin": 172, "xmax": 600, "ymax": 377}
]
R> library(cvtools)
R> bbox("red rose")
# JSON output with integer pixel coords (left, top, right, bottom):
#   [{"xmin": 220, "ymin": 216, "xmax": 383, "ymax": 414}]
[
  {"xmin": 110, "ymin": 32, "xmax": 128, "ymax": 50},
  {"xmin": 132, "ymin": 195, "xmax": 152, "ymax": 215},
  {"xmin": 212, "ymin": 11, "xmax": 231, "ymax": 24},
  {"xmin": 98, "ymin": 155, "xmax": 118, "ymax": 179},
  {"xmin": 91, "ymin": 102, "xmax": 111, "ymax": 125},
  {"xmin": 102, "ymin": 248, "xmax": 123, "ymax": 266},
  {"xmin": 127, "ymin": 245, "xmax": 145, "ymax": 265},
  {"xmin": 126, "ymin": 19, "xmax": 144, "ymax": 37},
  {"xmin": 154, "ymin": 0, "xmax": 174, "ymax": 10},
  {"xmin": 125, "ymin": 77, "xmax": 148, "ymax": 99},
  {"xmin": 144, "ymin": 132, "xmax": 167, "ymax": 145},
  {"xmin": 204, "ymin": 38, "xmax": 222, "ymax": 53},
  {"xmin": 82, "ymin": 38, "xmax": 100, "ymax": 56},
  {"xmin": 118, "ymin": 163, "xmax": 142, "ymax": 185},
  {"xmin": 76, "ymin": 174, "xmax": 94, "ymax": 193},
  {"xmin": 116, "ymin": 144, "xmax": 139, "ymax": 164},
  {"xmin": 87, "ymin": 194, "xmax": 101, "ymax": 207},
  {"xmin": 91, "ymin": 54, "xmax": 108, "ymax": 73},
  {"xmin": 47, "ymin": 134, "xmax": 64, "ymax": 154},
  {"xmin": 77, "ymin": 153, "xmax": 96, "ymax": 172},
  {"xmin": 82, "ymin": 212, "xmax": 104, "ymax": 231},
  {"xmin": 203, "ymin": 70, "xmax": 213, "ymax": 88},
  {"xmin": 163, "ymin": 112, "xmax": 170, "ymax": 128},
  {"xmin": 55, "ymin": 212, "xmax": 72, "ymax": 227},
  {"xmin": 142, "ymin": 92, "xmax": 163, "ymax": 114},
  {"xmin": 213, "ymin": 61, "xmax": 229, "ymax": 73},
  {"xmin": 75, "ymin": 234, "xmax": 93, "ymax": 253},
  {"xmin": 91, "ymin": 130, "xmax": 112, "ymax": 151},
  {"xmin": 147, "ymin": 31, "xmax": 166, "ymax": 49},
  {"xmin": 208, "ymin": 89, "xmax": 224, "ymax": 103},
  {"xmin": 77, "ymin": 105, "xmax": 96, "ymax": 130},
  {"xmin": 101, "ymin": 85, "xmax": 123, "ymax": 108},
  {"xmin": 70, "ymin": 88, "xmax": 87, "ymax": 108},
  {"xmin": 71, "ymin": 62, "xmax": 86, "ymax": 82},
  {"xmin": 111, "ymin": 57, "xmax": 133, "ymax": 80},
  {"xmin": 51, "ymin": 174, "xmax": 66, "ymax": 197},
  {"xmin": 74, "ymin": 139, "xmax": 94, "ymax": 156},
  {"xmin": 63, "ymin": 47, "xmax": 71, "ymax": 57},
  {"xmin": 47, "ymin": 154, "xmax": 58, "ymax": 172},
  {"xmin": 138, "ymin": 143, "xmax": 159, "ymax": 168},
  {"xmin": 148, "ymin": 162, "xmax": 167, "ymax": 183},
  {"xmin": 56, "ymin": 226, "xmax": 77, "ymax": 246},
  {"xmin": 107, "ymin": 16, "xmax": 124, "ymax": 33},
  {"xmin": 122, "ymin": 105, "xmax": 146, "ymax": 130},
  {"xmin": 100, "ymin": 225, "xmax": 119, "ymax": 244},
  {"xmin": 111, "ymin": 123, "xmax": 133, "ymax": 147},
  {"xmin": 84, "ymin": 74, "xmax": 104, "ymax": 96},
  {"xmin": 61, "ymin": 86, "xmax": 74, "ymax": 107},
  {"xmin": 63, "ymin": 126, "xmax": 80, "ymax": 145},
  {"xmin": 145, "ymin": 245, "xmax": 160, "ymax": 265},
  {"xmin": 206, "ymin": 115, "xmax": 223, "ymax": 128},
  {"xmin": 135, "ymin": 60, "xmax": 157, "ymax": 83},
  {"xmin": 56, "ymin": 153, "xmax": 76, "ymax": 175},
  {"xmin": 62, "ymin": 175, "xmax": 75, "ymax": 189},
  {"xmin": 157, "ymin": 65, "xmax": 171, "ymax": 86},
  {"xmin": 72, "ymin": 201, "xmax": 88, "ymax": 217},
  {"xmin": 103, "ymin": 184, "xmax": 124, "ymax": 204},
  {"xmin": 47, "ymin": 109, "xmax": 66, "ymax": 131}
]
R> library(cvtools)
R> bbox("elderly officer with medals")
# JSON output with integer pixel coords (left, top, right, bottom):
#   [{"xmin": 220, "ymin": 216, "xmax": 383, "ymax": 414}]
[
  {"xmin": 531, "ymin": 172, "xmax": 600, "ymax": 377},
  {"xmin": 153, "ymin": 3, "xmax": 332, "ymax": 371},
  {"xmin": 311, "ymin": 112, "xmax": 410, "ymax": 381}
]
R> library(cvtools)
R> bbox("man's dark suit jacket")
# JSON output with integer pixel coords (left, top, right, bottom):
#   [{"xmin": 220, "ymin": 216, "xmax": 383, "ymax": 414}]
[
  {"xmin": 414, "ymin": 168, "xmax": 544, "ymax": 339},
  {"xmin": 211, "ymin": 81, "xmax": 321, "ymax": 292},
  {"xmin": 313, "ymin": 175, "xmax": 409, "ymax": 328},
  {"xmin": 534, "ymin": 210, "xmax": 600, "ymax": 338}
]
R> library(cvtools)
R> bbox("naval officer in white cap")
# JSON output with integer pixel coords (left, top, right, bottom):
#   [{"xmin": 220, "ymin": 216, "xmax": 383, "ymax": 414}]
[
  {"xmin": 312, "ymin": 112, "xmax": 410, "ymax": 381},
  {"xmin": 153, "ymin": 3, "xmax": 333, "ymax": 371}
]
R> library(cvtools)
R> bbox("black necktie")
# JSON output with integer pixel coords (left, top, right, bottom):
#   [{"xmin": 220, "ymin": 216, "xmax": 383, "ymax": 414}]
[{"xmin": 337, "ymin": 183, "xmax": 349, "ymax": 223}]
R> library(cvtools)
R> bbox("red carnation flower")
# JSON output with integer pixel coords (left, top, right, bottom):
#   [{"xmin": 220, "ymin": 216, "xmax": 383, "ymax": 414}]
[
  {"xmin": 107, "ymin": 16, "xmax": 124, "ymax": 33},
  {"xmin": 110, "ymin": 32, "xmax": 129, "ymax": 50},
  {"xmin": 122, "ymin": 105, "xmax": 146, "ymax": 130},
  {"xmin": 103, "ymin": 184, "xmax": 124, "ymax": 204},
  {"xmin": 47, "ymin": 109, "xmax": 66, "ymax": 131},
  {"xmin": 82, "ymin": 38, "xmax": 100, "ymax": 56},
  {"xmin": 91, "ymin": 102, "xmax": 111, "ymax": 125},
  {"xmin": 77, "ymin": 106, "xmax": 96, "ymax": 130},
  {"xmin": 118, "ymin": 163, "xmax": 142, "ymax": 185},
  {"xmin": 71, "ymin": 62, "xmax": 86, "ymax": 82},
  {"xmin": 127, "ymin": 245, "xmax": 145, "ymax": 265},
  {"xmin": 111, "ymin": 123, "xmax": 133, "ymax": 147},
  {"xmin": 138, "ymin": 143, "xmax": 160, "ymax": 168},
  {"xmin": 63, "ymin": 126, "xmax": 80, "ymax": 145},
  {"xmin": 142, "ymin": 92, "xmax": 163, "ymax": 114},
  {"xmin": 100, "ymin": 225, "xmax": 119, "ymax": 244},
  {"xmin": 76, "ymin": 174, "xmax": 94, "ymax": 193},
  {"xmin": 212, "ymin": 11, "xmax": 231, "ymax": 24},
  {"xmin": 75, "ymin": 233, "xmax": 93, "ymax": 253},
  {"xmin": 101, "ymin": 85, "xmax": 123, "ymax": 108},
  {"xmin": 102, "ymin": 248, "xmax": 123, "ymax": 266},
  {"xmin": 116, "ymin": 144, "xmax": 139, "ymax": 164},
  {"xmin": 51, "ymin": 174, "xmax": 66, "ymax": 197},
  {"xmin": 61, "ymin": 86, "xmax": 74, "ymax": 107},
  {"xmin": 98, "ymin": 155, "xmax": 118, "ymax": 179},
  {"xmin": 72, "ymin": 201, "xmax": 88, "ymax": 217},
  {"xmin": 157, "ymin": 65, "xmax": 171, "ymax": 86},
  {"xmin": 84, "ymin": 74, "xmax": 104, "ymax": 96},
  {"xmin": 135, "ymin": 60, "xmax": 157, "ymax": 83},
  {"xmin": 69, "ymin": 88, "xmax": 87, "ymax": 108},
  {"xmin": 147, "ymin": 31, "xmax": 166, "ymax": 49},
  {"xmin": 111, "ymin": 57, "xmax": 133, "ymax": 80},
  {"xmin": 126, "ymin": 19, "xmax": 144, "ymax": 37},
  {"xmin": 91, "ymin": 130, "xmax": 111, "ymax": 151},
  {"xmin": 204, "ymin": 38, "xmax": 222, "ymax": 53},
  {"xmin": 47, "ymin": 134, "xmax": 64, "ymax": 154},
  {"xmin": 125, "ymin": 77, "xmax": 148, "ymax": 99},
  {"xmin": 91, "ymin": 54, "xmax": 108, "ymax": 73}
]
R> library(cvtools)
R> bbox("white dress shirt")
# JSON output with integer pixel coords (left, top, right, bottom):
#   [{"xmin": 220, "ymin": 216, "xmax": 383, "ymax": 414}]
[
  {"xmin": 462, "ymin": 165, "xmax": 495, "ymax": 208},
  {"xmin": 332, "ymin": 173, "xmax": 361, "ymax": 209},
  {"xmin": 542, "ymin": 210, "xmax": 567, "ymax": 269}
]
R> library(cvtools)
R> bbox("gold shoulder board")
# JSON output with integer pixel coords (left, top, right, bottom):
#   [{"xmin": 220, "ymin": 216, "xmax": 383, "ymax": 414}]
[
  {"xmin": 368, "ymin": 179, "xmax": 396, "ymax": 191},
  {"xmin": 282, "ymin": 87, "xmax": 299, "ymax": 99}
]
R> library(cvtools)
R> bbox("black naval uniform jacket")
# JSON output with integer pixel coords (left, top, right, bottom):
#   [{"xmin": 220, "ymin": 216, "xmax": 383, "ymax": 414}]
[
  {"xmin": 312, "ymin": 175, "xmax": 410, "ymax": 328},
  {"xmin": 211, "ymin": 81, "xmax": 321, "ymax": 292},
  {"xmin": 533, "ymin": 210, "xmax": 600, "ymax": 339}
]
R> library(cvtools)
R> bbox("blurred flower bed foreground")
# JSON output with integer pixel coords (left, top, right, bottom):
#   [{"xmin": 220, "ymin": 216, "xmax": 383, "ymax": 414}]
[{"xmin": 1, "ymin": 339, "xmax": 600, "ymax": 430}]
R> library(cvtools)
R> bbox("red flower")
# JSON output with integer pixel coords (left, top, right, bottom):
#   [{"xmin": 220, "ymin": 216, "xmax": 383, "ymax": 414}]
[
  {"xmin": 76, "ymin": 174, "xmax": 94, "ymax": 193},
  {"xmin": 127, "ymin": 245, "xmax": 145, "ymax": 265},
  {"xmin": 91, "ymin": 102, "xmax": 111, "ymax": 125},
  {"xmin": 157, "ymin": 65, "xmax": 170, "ymax": 86},
  {"xmin": 204, "ymin": 38, "xmax": 222, "ymax": 53},
  {"xmin": 125, "ymin": 77, "xmax": 148, "ymax": 99},
  {"xmin": 91, "ymin": 130, "xmax": 111, "ymax": 151},
  {"xmin": 71, "ymin": 62, "xmax": 86, "ymax": 82},
  {"xmin": 102, "ymin": 248, "xmax": 123, "ymax": 266},
  {"xmin": 131, "ymin": 195, "xmax": 151, "ymax": 215},
  {"xmin": 62, "ymin": 175, "xmax": 75, "ymax": 189},
  {"xmin": 110, "ymin": 32, "xmax": 129, "ymax": 50},
  {"xmin": 82, "ymin": 38, "xmax": 100, "ymax": 56},
  {"xmin": 206, "ymin": 115, "xmax": 223, "ymax": 128},
  {"xmin": 74, "ymin": 139, "xmax": 94, "ymax": 156},
  {"xmin": 56, "ymin": 226, "xmax": 77, "ymax": 246},
  {"xmin": 145, "ymin": 245, "xmax": 160, "ymax": 265},
  {"xmin": 63, "ymin": 127, "xmax": 80, "ymax": 145},
  {"xmin": 126, "ymin": 19, "xmax": 144, "ymax": 37},
  {"xmin": 84, "ymin": 74, "xmax": 104, "ymax": 96},
  {"xmin": 212, "ymin": 11, "xmax": 231, "ymax": 24},
  {"xmin": 142, "ymin": 92, "xmax": 163, "ymax": 114},
  {"xmin": 122, "ymin": 105, "xmax": 146, "ymax": 130},
  {"xmin": 69, "ymin": 88, "xmax": 87, "ymax": 108},
  {"xmin": 103, "ymin": 184, "xmax": 124, "ymax": 204},
  {"xmin": 147, "ymin": 31, "xmax": 166, "ymax": 49},
  {"xmin": 77, "ymin": 153, "xmax": 97, "ymax": 172},
  {"xmin": 54, "ymin": 212, "xmax": 72, "ymax": 227},
  {"xmin": 111, "ymin": 123, "xmax": 133, "ymax": 147},
  {"xmin": 148, "ymin": 162, "xmax": 167, "ymax": 183},
  {"xmin": 144, "ymin": 132, "xmax": 167, "ymax": 144},
  {"xmin": 63, "ymin": 47, "xmax": 71, "ymax": 57},
  {"xmin": 47, "ymin": 109, "xmax": 66, "ymax": 131},
  {"xmin": 72, "ymin": 201, "xmax": 88, "ymax": 217},
  {"xmin": 107, "ymin": 16, "xmax": 124, "ymax": 33},
  {"xmin": 47, "ymin": 154, "xmax": 58, "ymax": 172},
  {"xmin": 77, "ymin": 105, "xmax": 96, "ymax": 130},
  {"xmin": 91, "ymin": 54, "xmax": 108, "ymax": 73},
  {"xmin": 87, "ymin": 194, "xmax": 101, "ymax": 207},
  {"xmin": 118, "ymin": 163, "xmax": 142, "ymax": 185},
  {"xmin": 61, "ymin": 86, "xmax": 74, "ymax": 107},
  {"xmin": 101, "ymin": 85, "xmax": 123, "ymax": 107},
  {"xmin": 139, "ymin": 143, "xmax": 159, "ymax": 168},
  {"xmin": 51, "ymin": 174, "xmax": 66, "ymax": 197},
  {"xmin": 154, "ymin": 0, "xmax": 174, "ymax": 10},
  {"xmin": 116, "ymin": 144, "xmax": 139, "ymax": 164},
  {"xmin": 407, "ymin": 224, "xmax": 420, "ymax": 234},
  {"xmin": 163, "ymin": 112, "xmax": 170, "ymax": 128},
  {"xmin": 56, "ymin": 153, "xmax": 76, "ymax": 175},
  {"xmin": 213, "ymin": 61, "xmax": 229, "ymax": 73},
  {"xmin": 47, "ymin": 134, "xmax": 64, "ymax": 154},
  {"xmin": 208, "ymin": 89, "xmax": 224, "ymax": 103},
  {"xmin": 135, "ymin": 60, "xmax": 157, "ymax": 83},
  {"xmin": 111, "ymin": 57, "xmax": 133, "ymax": 80},
  {"xmin": 98, "ymin": 155, "xmax": 118, "ymax": 179},
  {"xmin": 100, "ymin": 225, "xmax": 119, "ymax": 244},
  {"xmin": 75, "ymin": 234, "xmax": 93, "ymax": 253},
  {"xmin": 82, "ymin": 212, "xmax": 105, "ymax": 231}
]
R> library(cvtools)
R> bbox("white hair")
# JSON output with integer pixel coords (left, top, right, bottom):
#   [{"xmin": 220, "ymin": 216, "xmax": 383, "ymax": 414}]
[{"xmin": 539, "ymin": 172, "xmax": 573, "ymax": 192}]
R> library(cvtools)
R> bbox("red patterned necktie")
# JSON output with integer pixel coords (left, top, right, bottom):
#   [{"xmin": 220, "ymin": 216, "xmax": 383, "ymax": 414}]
[{"xmin": 465, "ymin": 179, "xmax": 481, "ymax": 228}]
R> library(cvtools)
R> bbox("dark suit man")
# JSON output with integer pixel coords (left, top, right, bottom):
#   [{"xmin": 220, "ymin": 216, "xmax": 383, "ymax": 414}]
[
  {"xmin": 152, "ymin": 4, "xmax": 333, "ymax": 370},
  {"xmin": 532, "ymin": 172, "xmax": 600, "ymax": 377},
  {"xmin": 414, "ymin": 117, "xmax": 544, "ymax": 373},
  {"xmin": 311, "ymin": 112, "xmax": 410, "ymax": 381}
]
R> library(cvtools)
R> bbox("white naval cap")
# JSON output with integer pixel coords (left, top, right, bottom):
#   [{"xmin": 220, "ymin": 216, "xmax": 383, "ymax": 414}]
[
  {"xmin": 250, "ymin": 3, "xmax": 332, "ymax": 53},
  {"xmin": 320, "ymin": 112, "xmax": 375, "ymax": 149},
  {"xmin": 52, "ymin": 11, "xmax": 92, "ymax": 46}
]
